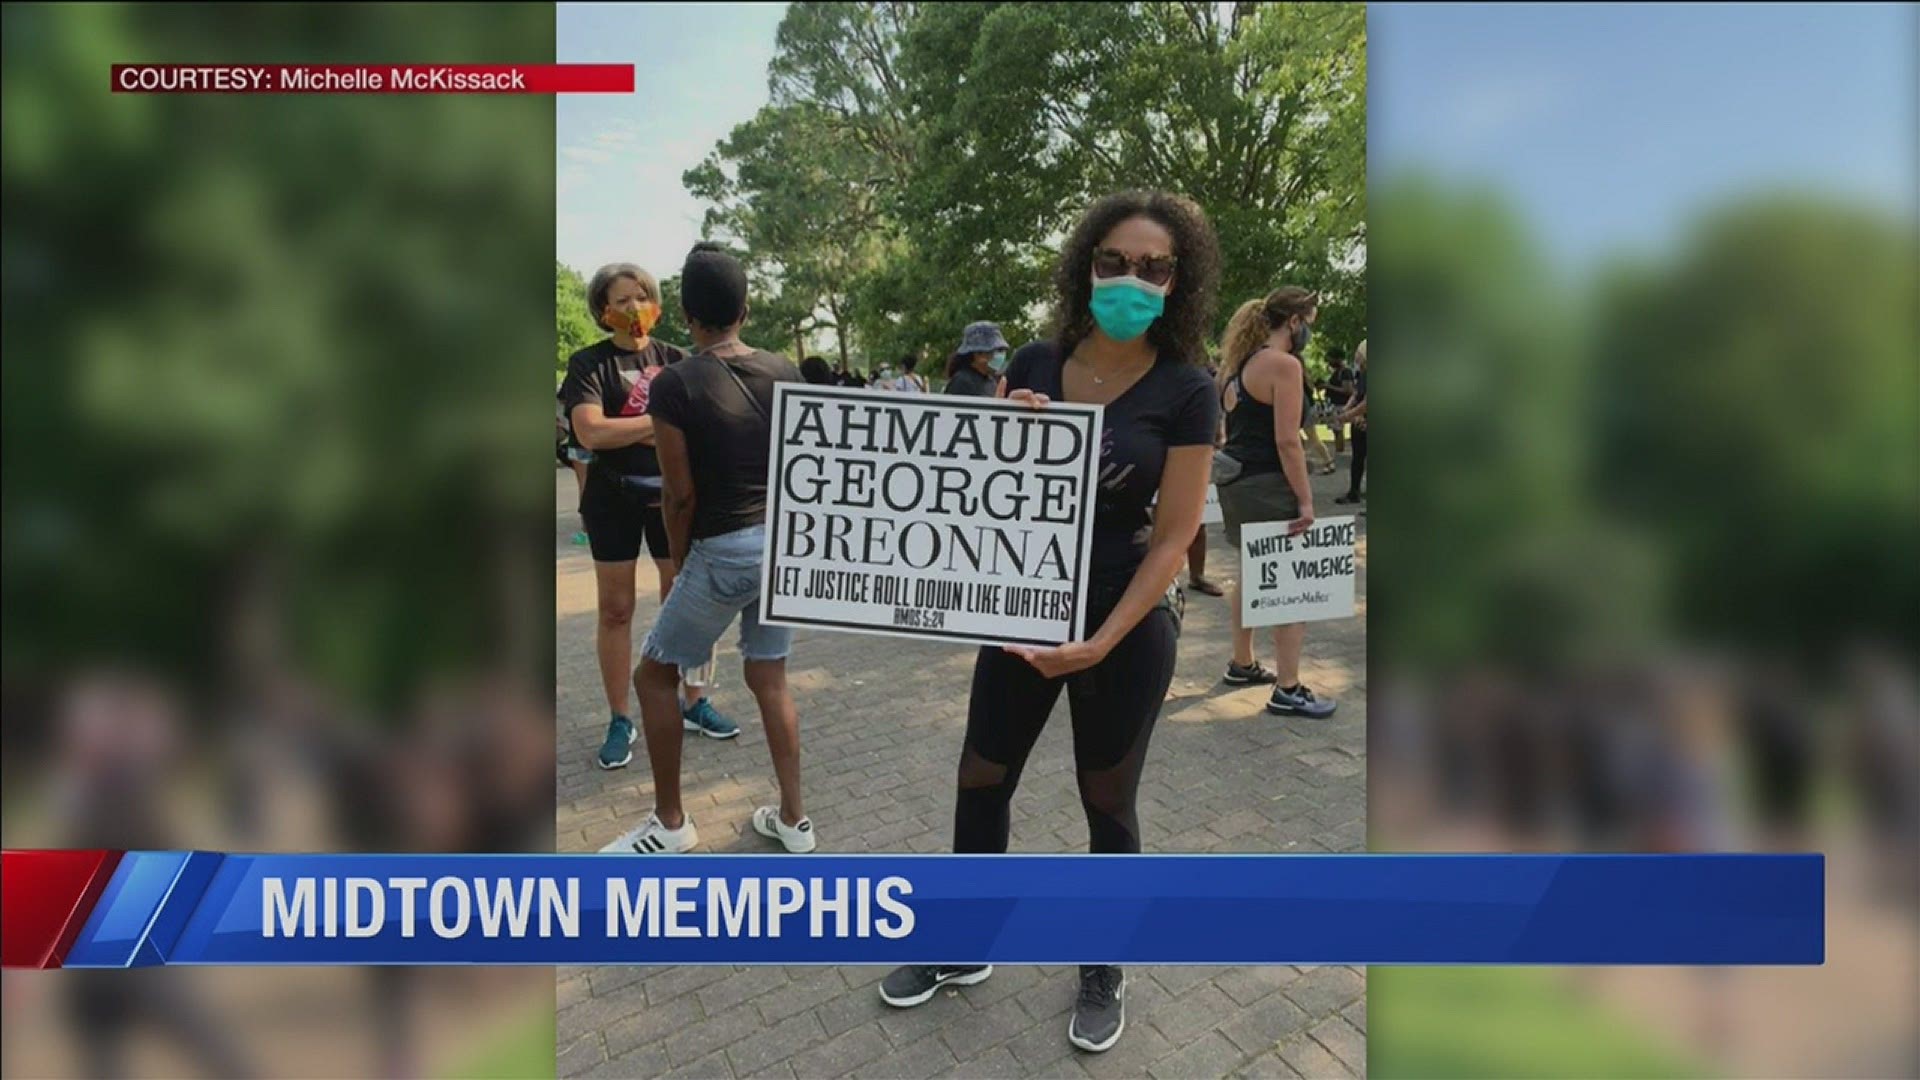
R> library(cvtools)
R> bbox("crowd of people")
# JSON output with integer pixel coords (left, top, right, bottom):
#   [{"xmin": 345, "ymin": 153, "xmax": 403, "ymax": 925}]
[{"xmin": 555, "ymin": 191, "xmax": 1365, "ymax": 1055}]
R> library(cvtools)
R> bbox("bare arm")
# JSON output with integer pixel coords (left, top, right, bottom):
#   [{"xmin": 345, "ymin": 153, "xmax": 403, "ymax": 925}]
[
  {"xmin": 1090, "ymin": 444, "xmax": 1211, "ymax": 652},
  {"xmin": 654, "ymin": 421, "xmax": 696, "ymax": 566},
  {"xmin": 569, "ymin": 403, "xmax": 656, "ymax": 451},
  {"xmin": 1266, "ymin": 353, "xmax": 1317, "ymax": 533}
]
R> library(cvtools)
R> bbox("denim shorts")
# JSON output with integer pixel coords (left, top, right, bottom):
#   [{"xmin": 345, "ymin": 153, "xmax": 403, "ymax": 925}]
[{"xmin": 640, "ymin": 524, "xmax": 791, "ymax": 670}]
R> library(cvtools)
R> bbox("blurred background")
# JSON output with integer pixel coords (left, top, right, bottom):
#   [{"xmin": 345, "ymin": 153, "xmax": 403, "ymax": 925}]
[
  {"xmin": 2, "ymin": 4, "xmax": 557, "ymax": 1078},
  {"xmin": 1364, "ymin": 3, "xmax": 1918, "ymax": 1078}
]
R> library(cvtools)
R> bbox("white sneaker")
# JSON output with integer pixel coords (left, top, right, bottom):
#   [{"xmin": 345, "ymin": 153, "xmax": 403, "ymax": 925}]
[
  {"xmin": 751, "ymin": 806, "xmax": 817, "ymax": 853},
  {"xmin": 600, "ymin": 812, "xmax": 698, "ymax": 854}
]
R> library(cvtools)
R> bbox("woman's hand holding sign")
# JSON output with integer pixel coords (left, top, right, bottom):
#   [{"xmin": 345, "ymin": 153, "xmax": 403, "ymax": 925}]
[
  {"xmin": 997, "ymin": 386, "xmax": 1097, "ymax": 674},
  {"xmin": 1288, "ymin": 503, "xmax": 1316, "ymax": 537},
  {"xmin": 1003, "ymin": 639, "xmax": 1110, "ymax": 678},
  {"xmin": 1005, "ymin": 388, "xmax": 1052, "ymax": 410}
]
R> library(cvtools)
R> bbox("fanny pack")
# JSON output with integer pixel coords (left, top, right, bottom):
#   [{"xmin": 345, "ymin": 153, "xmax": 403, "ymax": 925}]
[{"xmin": 1090, "ymin": 578, "xmax": 1185, "ymax": 641}]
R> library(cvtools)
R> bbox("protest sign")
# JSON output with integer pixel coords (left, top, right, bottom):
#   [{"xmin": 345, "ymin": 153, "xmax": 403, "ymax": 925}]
[
  {"xmin": 1239, "ymin": 516, "xmax": 1358, "ymax": 627},
  {"xmin": 760, "ymin": 385, "xmax": 1101, "ymax": 647}
]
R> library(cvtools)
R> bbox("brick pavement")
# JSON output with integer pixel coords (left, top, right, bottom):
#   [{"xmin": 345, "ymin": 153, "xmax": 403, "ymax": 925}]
[{"xmin": 555, "ymin": 464, "xmax": 1367, "ymax": 1079}]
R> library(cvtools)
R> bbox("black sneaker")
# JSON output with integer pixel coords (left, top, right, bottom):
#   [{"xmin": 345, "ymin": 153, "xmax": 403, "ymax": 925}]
[
  {"xmin": 1224, "ymin": 660, "xmax": 1280, "ymax": 686},
  {"xmin": 1335, "ymin": 493, "xmax": 1363, "ymax": 505},
  {"xmin": 1267, "ymin": 683, "xmax": 1338, "ymax": 719},
  {"xmin": 1069, "ymin": 965, "xmax": 1125, "ymax": 1052},
  {"xmin": 878, "ymin": 964, "xmax": 992, "ymax": 1008}
]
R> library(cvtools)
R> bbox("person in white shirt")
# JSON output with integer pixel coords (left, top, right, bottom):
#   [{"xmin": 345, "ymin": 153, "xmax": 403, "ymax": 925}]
[{"xmin": 889, "ymin": 352, "xmax": 926, "ymax": 393}]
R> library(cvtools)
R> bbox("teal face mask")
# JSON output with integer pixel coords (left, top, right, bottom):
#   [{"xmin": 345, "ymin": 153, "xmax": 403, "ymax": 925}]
[
  {"xmin": 1089, "ymin": 275, "xmax": 1168, "ymax": 342},
  {"xmin": 988, "ymin": 350, "xmax": 1009, "ymax": 373}
]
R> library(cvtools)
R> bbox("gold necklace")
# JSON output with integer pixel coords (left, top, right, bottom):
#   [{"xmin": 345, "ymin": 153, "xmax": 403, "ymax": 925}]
[{"xmin": 1078, "ymin": 352, "xmax": 1150, "ymax": 385}]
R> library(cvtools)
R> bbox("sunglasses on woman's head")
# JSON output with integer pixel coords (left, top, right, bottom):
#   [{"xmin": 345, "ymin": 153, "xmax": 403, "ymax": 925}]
[{"xmin": 1092, "ymin": 248, "xmax": 1178, "ymax": 286}]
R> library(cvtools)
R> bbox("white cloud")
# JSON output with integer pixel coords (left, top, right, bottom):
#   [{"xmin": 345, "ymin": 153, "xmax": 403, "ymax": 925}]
[{"xmin": 561, "ymin": 146, "xmax": 615, "ymax": 165}]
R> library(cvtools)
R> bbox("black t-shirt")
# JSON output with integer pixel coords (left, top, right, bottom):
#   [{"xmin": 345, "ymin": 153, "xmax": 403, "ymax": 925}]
[
  {"xmin": 1327, "ymin": 365, "xmax": 1355, "ymax": 405},
  {"xmin": 1005, "ymin": 342, "xmax": 1218, "ymax": 580},
  {"xmin": 558, "ymin": 337, "xmax": 687, "ymax": 509},
  {"xmin": 648, "ymin": 348, "xmax": 802, "ymax": 540},
  {"xmin": 945, "ymin": 366, "xmax": 996, "ymax": 398},
  {"xmin": 1352, "ymin": 369, "xmax": 1368, "ymax": 429}
]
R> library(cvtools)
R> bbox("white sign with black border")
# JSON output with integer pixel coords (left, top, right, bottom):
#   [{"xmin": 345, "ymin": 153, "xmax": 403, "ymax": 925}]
[
  {"xmin": 1239, "ymin": 516, "xmax": 1359, "ymax": 627},
  {"xmin": 759, "ymin": 384, "xmax": 1102, "ymax": 647}
]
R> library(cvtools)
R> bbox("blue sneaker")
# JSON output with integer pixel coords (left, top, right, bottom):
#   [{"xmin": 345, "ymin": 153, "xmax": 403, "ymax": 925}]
[
  {"xmin": 682, "ymin": 698, "xmax": 740, "ymax": 740},
  {"xmin": 1267, "ymin": 683, "xmax": 1338, "ymax": 719},
  {"xmin": 597, "ymin": 715, "xmax": 636, "ymax": 769}
]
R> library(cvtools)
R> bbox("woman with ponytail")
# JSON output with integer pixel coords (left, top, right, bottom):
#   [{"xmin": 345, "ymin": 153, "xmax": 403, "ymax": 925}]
[{"xmin": 1214, "ymin": 287, "xmax": 1338, "ymax": 720}]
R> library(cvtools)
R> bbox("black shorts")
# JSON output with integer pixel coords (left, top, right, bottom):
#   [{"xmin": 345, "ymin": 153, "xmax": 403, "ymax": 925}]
[{"xmin": 580, "ymin": 492, "xmax": 669, "ymax": 563}]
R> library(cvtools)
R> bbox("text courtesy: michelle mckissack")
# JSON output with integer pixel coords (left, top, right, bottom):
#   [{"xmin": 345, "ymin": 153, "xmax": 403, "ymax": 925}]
[{"xmin": 109, "ymin": 65, "xmax": 634, "ymax": 94}]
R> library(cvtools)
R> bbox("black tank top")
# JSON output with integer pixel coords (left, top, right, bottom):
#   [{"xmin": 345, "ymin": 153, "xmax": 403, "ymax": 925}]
[{"xmin": 1220, "ymin": 349, "xmax": 1309, "ymax": 475}]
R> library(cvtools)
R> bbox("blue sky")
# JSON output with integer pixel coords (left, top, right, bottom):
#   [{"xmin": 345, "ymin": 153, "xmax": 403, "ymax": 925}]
[
  {"xmin": 556, "ymin": 2, "xmax": 788, "ymax": 279},
  {"xmin": 1369, "ymin": 3, "xmax": 1917, "ymax": 264}
]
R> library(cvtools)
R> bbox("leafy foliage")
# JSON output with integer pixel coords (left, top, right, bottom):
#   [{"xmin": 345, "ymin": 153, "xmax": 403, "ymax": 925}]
[
  {"xmin": 556, "ymin": 261, "xmax": 600, "ymax": 375},
  {"xmin": 687, "ymin": 2, "xmax": 1367, "ymax": 372},
  {"xmin": 4, "ymin": 4, "xmax": 556, "ymax": 706}
]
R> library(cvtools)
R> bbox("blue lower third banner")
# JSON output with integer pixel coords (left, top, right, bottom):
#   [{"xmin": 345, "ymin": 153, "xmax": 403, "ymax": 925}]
[{"xmin": 52, "ymin": 853, "xmax": 1822, "ymax": 967}]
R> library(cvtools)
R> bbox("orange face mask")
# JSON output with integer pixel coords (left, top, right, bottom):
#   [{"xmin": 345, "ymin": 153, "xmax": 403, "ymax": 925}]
[{"xmin": 607, "ymin": 302, "xmax": 661, "ymax": 337}]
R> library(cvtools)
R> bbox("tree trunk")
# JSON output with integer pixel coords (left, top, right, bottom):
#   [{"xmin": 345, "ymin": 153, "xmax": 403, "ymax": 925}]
[{"xmin": 827, "ymin": 296, "xmax": 851, "ymax": 371}]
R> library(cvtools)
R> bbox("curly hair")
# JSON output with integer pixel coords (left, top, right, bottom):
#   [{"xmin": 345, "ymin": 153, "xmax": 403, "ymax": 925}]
[{"xmin": 1048, "ymin": 190, "xmax": 1221, "ymax": 365}]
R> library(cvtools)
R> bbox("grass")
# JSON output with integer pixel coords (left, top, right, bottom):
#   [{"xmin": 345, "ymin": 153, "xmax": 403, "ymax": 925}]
[
  {"xmin": 438, "ymin": 1002, "xmax": 555, "ymax": 1080},
  {"xmin": 1369, "ymin": 967, "xmax": 1710, "ymax": 1079}
]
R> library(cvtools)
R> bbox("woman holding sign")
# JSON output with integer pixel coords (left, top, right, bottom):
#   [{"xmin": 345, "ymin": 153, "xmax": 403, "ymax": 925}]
[
  {"xmin": 1213, "ymin": 287, "xmax": 1339, "ymax": 719},
  {"xmin": 879, "ymin": 192, "xmax": 1220, "ymax": 1055}
]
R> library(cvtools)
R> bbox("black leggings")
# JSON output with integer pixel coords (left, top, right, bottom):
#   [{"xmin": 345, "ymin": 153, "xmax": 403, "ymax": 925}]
[{"xmin": 953, "ymin": 588, "xmax": 1180, "ymax": 855}]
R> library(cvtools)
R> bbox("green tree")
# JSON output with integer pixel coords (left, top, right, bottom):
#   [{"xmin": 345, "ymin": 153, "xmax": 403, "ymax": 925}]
[
  {"xmin": 1593, "ymin": 199, "xmax": 1920, "ymax": 658},
  {"xmin": 684, "ymin": 3, "xmax": 1366, "ymax": 370},
  {"xmin": 1366, "ymin": 175, "xmax": 1661, "ymax": 672},
  {"xmin": 892, "ymin": 2, "xmax": 1366, "ymax": 349},
  {"xmin": 556, "ymin": 260, "xmax": 600, "ymax": 377},
  {"xmin": 684, "ymin": 109, "xmax": 875, "ymax": 367},
  {"xmin": 651, "ymin": 272, "xmax": 691, "ymax": 350},
  {"xmin": 3, "ymin": 3, "xmax": 555, "ymax": 708}
]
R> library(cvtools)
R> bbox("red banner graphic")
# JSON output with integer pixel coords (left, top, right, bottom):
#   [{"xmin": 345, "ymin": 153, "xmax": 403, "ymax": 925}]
[
  {"xmin": 110, "ymin": 65, "xmax": 634, "ymax": 94},
  {"xmin": 1, "ymin": 849, "xmax": 122, "ymax": 969}
]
